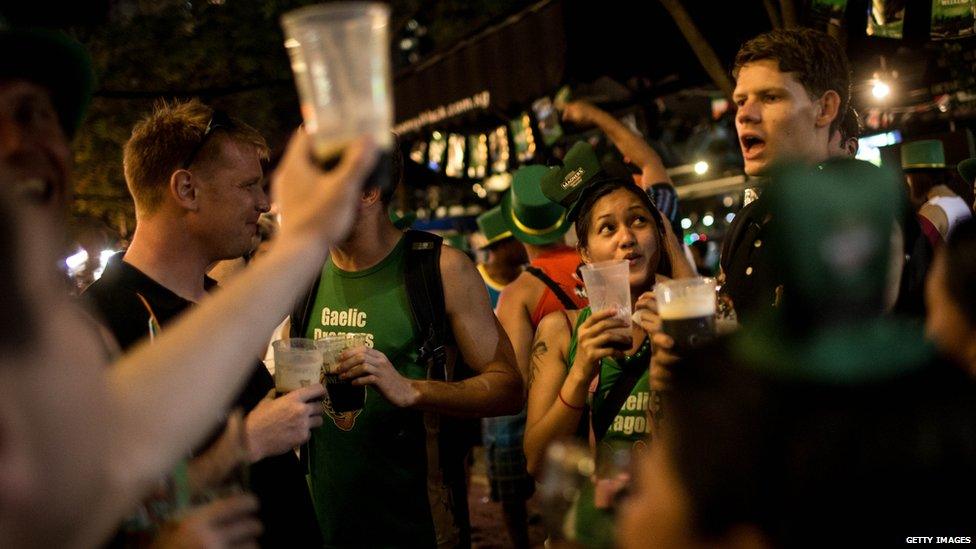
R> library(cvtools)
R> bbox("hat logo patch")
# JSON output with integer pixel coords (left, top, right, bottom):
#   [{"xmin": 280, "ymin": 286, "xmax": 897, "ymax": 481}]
[
  {"xmin": 562, "ymin": 167, "xmax": 585, "ymax": 190},
  {"xmin": 820, "ymin": 225, "xmax": 879, "ymax": 276}
]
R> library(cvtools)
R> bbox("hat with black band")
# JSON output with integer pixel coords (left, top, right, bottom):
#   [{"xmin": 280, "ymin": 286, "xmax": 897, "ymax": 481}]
[{"xmin": 499, "ymin": 164, "xmax": 571, "ymax": 246}]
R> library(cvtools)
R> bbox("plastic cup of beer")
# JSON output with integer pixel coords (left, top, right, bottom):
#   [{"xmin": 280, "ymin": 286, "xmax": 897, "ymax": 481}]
[
  {"xmin": 272, "ymin": 338, "xmax": 322, "ymax": 396},
  {"xmin": 317, "ymin": 334, "xmax": 367, "ymax": 413},
  {"xmin": 281, "ymin": 2, "xmax": 394, "ymax": 187},
  {"xmin": 654, "ymin": 277, "xmax": 717, "ymax": 354},
  {"xmin": 580, "ymin": 260, "xmax": 633, "ymax": 350}
]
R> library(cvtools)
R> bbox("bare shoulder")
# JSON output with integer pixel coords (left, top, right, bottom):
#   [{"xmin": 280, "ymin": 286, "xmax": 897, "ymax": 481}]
[
  {"xmin": 438, "ymin": 244, "xmax": 493, "ymax": 315},
  {"xmin": 499, "ymin": 270, "xmax": 545, "ymax": 302},
  {"xmin": 536, "ymin": 309, "xmax": 577, "ymax": 343},
  {"xmin": 438, "ymin": 243, "xmax": 476, "ymax": 278}
]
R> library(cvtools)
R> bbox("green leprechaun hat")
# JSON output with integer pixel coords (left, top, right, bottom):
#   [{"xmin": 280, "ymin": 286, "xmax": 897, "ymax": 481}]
[
  {"xmin": 733, "ymin": 158, "xmax": 933, "ymax": 384},
  {"xmin": 539, "ymin": 141, "xmax": 604, "ymax": 221},
  {"xmin": 901, "ymin": 139, "xmax": 947, "ymax": 171},
  {"xmin": 476, "ymin": 206, "xmax": 513, "ymax": 248},
  {"xmin": 957, "ymin": 157, "xmax": 976, "ymax": 185},
  {"xmin": 500, "ymin": 165, "xmax": 571, "ymax": 245}
]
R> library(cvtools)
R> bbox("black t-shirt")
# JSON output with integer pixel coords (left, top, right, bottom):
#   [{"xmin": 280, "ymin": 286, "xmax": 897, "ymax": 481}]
[{"xmin": 83, "ymin": 253, "xmax": 321, "ymax": 548}]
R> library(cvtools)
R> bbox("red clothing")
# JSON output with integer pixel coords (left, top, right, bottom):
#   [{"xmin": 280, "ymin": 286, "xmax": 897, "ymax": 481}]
[
  {"xmin": 918, "ymin": 214, "xmax": 942, "ymax": 250},
  {"xmin": 529, "ymin": 247, "xmax": 588, "ymax": 327}
]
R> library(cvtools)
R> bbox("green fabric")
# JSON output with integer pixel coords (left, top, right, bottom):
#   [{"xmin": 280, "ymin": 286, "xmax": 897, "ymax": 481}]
[
  {"xmin": 565, "ymin": 307, "xmax": 651, "ymax": 548},
  {"xmin": 477, "ymin": 206, "xmax": 513, "ymax": 247},
  {"xmin": 735, "ymin": 316, "xmax": 934, "ymax": 384},
  {"xmin": 901, "ymin": 139, "xmax": 946, "ymax": 170},
  {"xmin": 501, "ymin": 165, "xmax": 571, "ymax": 245},
  {"xmin": 305, "ymin": 236, "xmax": 438, "ymax": 547},
  {"xmin": 764, "ymin": 159, "xmax": 903, "ymax": 319},
  {"xmin": 540, "ymin": 141, "xmax": 603, "ymax": 217}
]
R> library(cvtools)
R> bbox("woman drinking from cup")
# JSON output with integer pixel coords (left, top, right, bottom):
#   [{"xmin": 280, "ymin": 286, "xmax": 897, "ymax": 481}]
[{"xmin": 524, "ymin": 143, "xmax": 694, "ymax": 546}]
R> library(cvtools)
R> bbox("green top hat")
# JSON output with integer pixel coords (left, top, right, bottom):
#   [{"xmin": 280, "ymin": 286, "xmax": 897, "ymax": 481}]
[
  {"xmin": 901, "ymin": 139, "xmax": 946, "ymax": 171},
  {"xmin": 0, "ymin": 28, "xmax": 93, "ymax": 137},
  {"xmin": 958, "ymin": 158, "xmax": 976, "ymax": 184},
  {"xmin": 539, "ymin": 141, "xmax": 603, "ymax": 220},
  {"xmin": 500, "ymin": 164, "xmax": 571, "ymax": 245},
  {"xmin": 476, "ymin": 206, "xmax": 513, "ymax": 248},
  {"xmin": 733, "ymin": 158, "xmax": 932, "ymax": 384}
]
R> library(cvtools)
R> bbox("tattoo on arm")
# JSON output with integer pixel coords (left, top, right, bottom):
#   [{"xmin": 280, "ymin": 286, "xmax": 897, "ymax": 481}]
[{"xmin": 528, "ymin": 340, "xmax": 548, "ymax": 388}]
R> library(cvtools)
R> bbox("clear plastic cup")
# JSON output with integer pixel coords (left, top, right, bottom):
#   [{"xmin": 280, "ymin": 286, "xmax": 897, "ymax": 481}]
[
  {"xmin": 281, "ymin": 2, "xmax": 393, "ymax": 163},
  {"xmin": 316, "ymin": 334, "xmax": 367, "ymax": 413},
  {"xmin": 655, "ymin": 277, "xmax": 717, "ymax": 354},
  {"xmin": 580, "ymin": 260, "xmax": 632, "ymax": 349},
  {"xmin": 272, "ymin": 338, "xmax": 321, "ymax": 395}
]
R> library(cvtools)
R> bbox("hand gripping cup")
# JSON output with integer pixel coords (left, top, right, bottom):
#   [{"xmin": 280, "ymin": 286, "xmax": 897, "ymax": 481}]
[
  {"xmin": 580, "ymin": 260, "xmax": 633, "ymax": 350},
  {"xmin": 655, "ymin": 277, "xmax": 717, "ymax": 354},
  {"xmin": 281, "ymin": 2, "xmax": 394, "ymax": 192},
  {"xmin": 272, "ymin": 338, "xmax": 322, "ymax": 396},
  {"xmin": 317, "ymin": 334, "xmax": 368, "ymax": 413}
]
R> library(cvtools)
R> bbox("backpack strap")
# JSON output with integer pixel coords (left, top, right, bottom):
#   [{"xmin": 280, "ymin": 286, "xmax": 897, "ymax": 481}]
[
  {"xmin": 590, "ymin": 343, "xmax": 650, "ymax": 441},
  {"xmin": 290, "ymin": 265, "xmax": 323, "ymax": 339},
  {"xmin": 524, "ymin": 265, "xmax": 577, "ymax": 310},
  {"xmin": 402, "ymin": 230, "xmax": 453, "ymax": 382}
]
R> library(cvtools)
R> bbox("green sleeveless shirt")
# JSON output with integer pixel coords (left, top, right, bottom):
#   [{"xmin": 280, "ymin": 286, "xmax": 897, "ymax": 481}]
[
  {"xmin": 566, "ymin": 307, "xmax": 652, "ymax": 548},
  {"xmin": 305, "ymin": 236, "xmax": 465, "ymax": 548}
]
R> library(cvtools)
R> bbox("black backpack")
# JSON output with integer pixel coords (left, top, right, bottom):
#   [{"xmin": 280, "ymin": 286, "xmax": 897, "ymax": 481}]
[
  {"xmin": 290, "ymin": 230, "xmax": 479, "ymax": 454},
  {"xmin": 291, "ymin": 230, "xmax": 463, "ymax": 381}
]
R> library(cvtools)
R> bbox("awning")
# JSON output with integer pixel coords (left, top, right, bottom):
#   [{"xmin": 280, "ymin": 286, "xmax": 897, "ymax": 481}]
[{"xmin": 393, "ymin": 0, "xmax": 567, "ymax": 133}]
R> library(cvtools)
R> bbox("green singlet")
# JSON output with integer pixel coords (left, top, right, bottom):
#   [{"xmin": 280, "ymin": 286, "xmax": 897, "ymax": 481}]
[
  {"xmin": 305, "ymin": 236, "xmax": 466, "ymax": 548},
  {"xmin": 565, "ymin": 307, "xmax": 652, "ymax": 549}
]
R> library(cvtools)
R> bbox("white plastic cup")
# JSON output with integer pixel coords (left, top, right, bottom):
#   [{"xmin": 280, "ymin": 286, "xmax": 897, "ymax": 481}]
[
  {"xmin": 272, "ymin": 338, "xmax": 321, "ymax": 395},
  {"xmin": 281, "ymin": 2, "xmax": 394, "ymax": 162},
  {"xmin": 580, "ymin": 260, "xmax": 632, "ymax": 347}
]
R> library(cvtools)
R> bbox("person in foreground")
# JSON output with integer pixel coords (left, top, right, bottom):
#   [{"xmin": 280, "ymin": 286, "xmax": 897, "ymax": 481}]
[
  {"xmin": 0, "ymin": 29, "xmax": 379, "ymax": 544},
  {"xmin": 617, "ymin": 160, "xmax": 976, "ymax": 548},
  {"xmin": 524, "ymin": 142, "xmax": 693, "ymax": 547}
]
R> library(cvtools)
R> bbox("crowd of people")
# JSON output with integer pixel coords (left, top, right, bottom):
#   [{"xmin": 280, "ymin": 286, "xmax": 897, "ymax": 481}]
[{"xmin": 0, "ymin": 18, "xmax": 975, "ymax": 549}]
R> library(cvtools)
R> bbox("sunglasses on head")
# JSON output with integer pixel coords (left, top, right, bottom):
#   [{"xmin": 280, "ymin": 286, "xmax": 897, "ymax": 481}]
[{"xmin": 181, "ymin": 110, "xmax": 233, "ymax": 170}]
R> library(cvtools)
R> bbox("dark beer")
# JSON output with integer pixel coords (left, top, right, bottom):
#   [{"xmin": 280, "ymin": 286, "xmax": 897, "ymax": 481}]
[
  {"xmin": 661, "ymin": 314, "xmax": 715, "ymax": 355},
  {"xmin": 324, "ymin": 373, "xmax": 365, "ymax": 413},
  {"xmin": 607, "ymin": 334, "xmax": 634, "ymax": 352}
]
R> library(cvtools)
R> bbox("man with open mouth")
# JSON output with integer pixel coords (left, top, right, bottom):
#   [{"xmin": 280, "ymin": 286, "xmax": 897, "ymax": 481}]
[{"xmin": 720, "ymin": 27, "xmax": 852, "ymax": 321}]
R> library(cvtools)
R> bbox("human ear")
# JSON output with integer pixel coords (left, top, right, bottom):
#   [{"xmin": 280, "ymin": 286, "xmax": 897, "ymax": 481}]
[
  {"xmin": 816, "ymin": 90, "xmax": 841, "ymax": 129},
  {"xmin": 169, "ymin": 170, "xmax": 199, "ymax": 211}
]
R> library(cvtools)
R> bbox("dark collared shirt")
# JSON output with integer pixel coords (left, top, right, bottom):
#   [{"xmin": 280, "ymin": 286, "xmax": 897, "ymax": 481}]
[{"xmin": 720, "ymin": 199, "xmax": 780, "ymax": 325}]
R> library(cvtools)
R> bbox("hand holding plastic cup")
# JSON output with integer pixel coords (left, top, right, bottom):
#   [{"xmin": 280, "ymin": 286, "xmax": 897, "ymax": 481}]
[
  {"xmin": 654, "ymin": 277, "xmax": 717, "ymax": 354},
  {"xmin": 281, "ymin": 2, "xmax": 394, "ymax": 188},
  {"xmin": 317, "ymin": 334, "xmax": 368, "ymax": 413},
  {"xmin": 580, "ymin": 260, "xmax": 633, "ymax": 350},
  {"xmin": 272, "ymin": 338, "xmax": 321, "ymax": 396}
]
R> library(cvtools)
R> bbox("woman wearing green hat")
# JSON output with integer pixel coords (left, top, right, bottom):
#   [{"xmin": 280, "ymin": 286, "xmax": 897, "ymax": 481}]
[
  {"xmin": 524, "ymin": 143, "xmax": 693, "ymax": 547},
  {"xmin": 902, "ymin": 139, "xmax": 973, "ymax": 242}
]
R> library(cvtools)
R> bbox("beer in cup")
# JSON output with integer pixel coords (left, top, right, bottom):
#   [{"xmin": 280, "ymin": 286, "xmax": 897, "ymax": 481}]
[
  {"xmin": 317, "ymin": 334, "xmax": 367, "ymax": 413},
  {"xmin": 281, "ymin": 2, "xmax": 394, "ymax": 192},
  {"xmin": 654, "ymin": 277, "xmax": 717, "ymax": 354},
  {"xmin": 580, "ymin": 260, "xmax": 633, "ymax": 350},
  {"xmin": 272, "ymin": 338, "xmax": 322, "ymax": 396}
]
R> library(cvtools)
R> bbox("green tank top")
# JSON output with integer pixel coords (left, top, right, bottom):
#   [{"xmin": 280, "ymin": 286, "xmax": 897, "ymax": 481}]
[
  {"xmin": 305, "ymin": 236, "xmax": 462, "ymax": 548},
  {"xmin": 566, "ymin": 307, "xmax": 651, "ymax": 549}
]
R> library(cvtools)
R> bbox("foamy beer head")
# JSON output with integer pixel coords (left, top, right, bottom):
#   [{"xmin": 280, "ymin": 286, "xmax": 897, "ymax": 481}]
[
  {"xmin": 655, "ymin": 278, "xmax": 717, "ymax": 353},
  {"xmin": 272, "ymin": 338, "xmax": 322, "ymax": 395}
]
